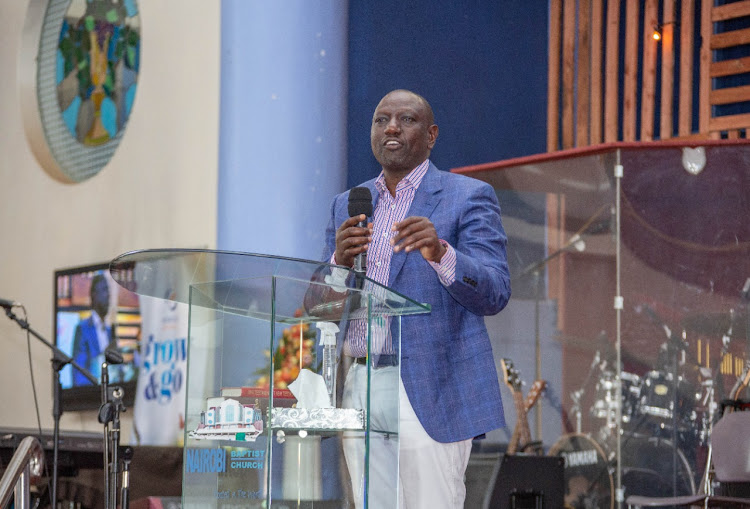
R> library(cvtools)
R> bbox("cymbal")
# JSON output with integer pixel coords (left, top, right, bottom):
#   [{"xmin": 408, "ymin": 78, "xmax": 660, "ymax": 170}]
[{"xmin": 681, "ymin": 310, "xmax": 748, "ymax": 338}]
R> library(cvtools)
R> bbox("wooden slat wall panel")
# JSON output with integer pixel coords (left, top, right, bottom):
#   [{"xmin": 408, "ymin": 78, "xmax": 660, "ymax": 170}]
[
  {"xmin": 661, "ymin": 0, "xmax": 675, "ymax": 140},
  {"xmin": 711, "ymin": 56, "xmax": 750, "ymax": 77},
  {"xmin": 548, "ymin": 0, "xmax": 562, "ymax": 151},
  {"xmin": 707, "ymin": 0, "xmax": 750, "ymax": 138},
  {"xmin": 701, "ymin": 0, "xmax": 713, "ymax": 138},
  {"xmin": 547, "ymin": 0, "xmax": 750, "ymax": 151},
  {"xmin": 641, "ymin": 0, "xmax": 659, "ymax": 141},
  {"xmin": 604, "ymin": 0, "xmax": 620, "ymax": 143},
  {"xmin": 679, "ymin": 0, "xmax": 695, "ymax": 137},
  {"xmin": 709, "ymin": 112, "xmax": 750, "ymax": 132},
  {"xmin": 590, "ymin": 0, "xmax": 603, "ymax": 144},
  {"xmin": 713, "ymin": 0, "xmax": 750, "ymax": 21},
  {"xmin": 577, "ymin": 0, "xmax": 592, "ymax": 146},
  {"xmin": 711, "ymin": 85, "xmax": 750, "ymax": 105},
  {"xmin": 562, "ymin": 0, "xmax": 576, "ymax": 149},
  {"xmin": 623, "ymin": 1, "xmax": 640, "ymax": 141},
  {"xmin": 711, "ymin": 27, "xmax": 750, "ymax": 49}
]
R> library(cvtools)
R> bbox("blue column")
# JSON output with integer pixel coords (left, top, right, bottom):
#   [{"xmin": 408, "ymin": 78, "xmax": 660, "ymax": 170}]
[{"xmin": 218, "ymin": 1, "xmax": 349, "ymax": 261}]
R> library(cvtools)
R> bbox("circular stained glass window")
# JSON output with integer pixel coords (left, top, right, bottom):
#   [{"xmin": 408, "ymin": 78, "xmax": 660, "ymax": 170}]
[{"xmin": 22, "ymin": 0, "xmax": 140, "ymax": 183}]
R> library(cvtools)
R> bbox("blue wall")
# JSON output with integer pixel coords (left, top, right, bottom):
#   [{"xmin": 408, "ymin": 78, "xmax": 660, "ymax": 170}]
[
  {"xmin": 218, "ymin": 1, "xmax": 349, "ymax": 260},
  {"xmin": 346, "ymin": 1, "xmax": 549, "ymax": 188}
]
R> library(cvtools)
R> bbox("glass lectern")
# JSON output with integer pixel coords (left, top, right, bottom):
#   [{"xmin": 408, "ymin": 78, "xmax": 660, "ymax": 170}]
[{"xmin": 109, "ymin": 249, "xmax": 431, "ymax": 509}]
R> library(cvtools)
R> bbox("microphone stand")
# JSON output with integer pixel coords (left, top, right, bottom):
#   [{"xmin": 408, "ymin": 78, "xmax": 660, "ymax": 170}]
[
  {"xmin": 120, "ymin": 446, "xmax": 134, "ymax": 509},
  {"xmin": 99, "ymin": 350, "xmax": 126, "ymax": 509},
  {"xmin": 742, "ymin": 277, "xmax": 750, "ymax": 369},
  {"xmin": 3, "ymin": 306, "xmax": 98, "ymax": 508},
  {"xmin": 517, "ymin": 205, "xmax": 613, "ymax": 439},
  {"xmin": 101, "ymin": 361, "xmax": 111, "ymax": 509},
  {"xmin": 518, "ymin": 220, "xmax": 601, "ymax": 439}
]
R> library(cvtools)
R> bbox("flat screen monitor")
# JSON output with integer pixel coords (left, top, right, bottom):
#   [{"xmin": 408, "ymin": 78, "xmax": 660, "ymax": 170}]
[{"xmin": 54, "ymin": 262, "xmax": 141, "ymax": 410}]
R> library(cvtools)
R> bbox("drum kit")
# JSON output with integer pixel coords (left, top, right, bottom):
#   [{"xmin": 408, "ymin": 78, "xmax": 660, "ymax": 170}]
[{"xmin": 548, "ymin": 308, "xmax": 749, "ymax": 509}]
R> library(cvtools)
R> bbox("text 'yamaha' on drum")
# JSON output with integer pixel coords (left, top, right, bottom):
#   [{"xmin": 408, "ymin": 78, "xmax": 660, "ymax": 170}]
[{"xmin": 548, "ymin": 433, "xmax": 614, "ymax": 509}]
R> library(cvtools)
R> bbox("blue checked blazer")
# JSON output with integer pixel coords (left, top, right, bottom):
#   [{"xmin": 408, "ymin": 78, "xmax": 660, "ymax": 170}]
[{"xmin": 323, "ymin": 162, "xmax": 510, "ymax": 442}]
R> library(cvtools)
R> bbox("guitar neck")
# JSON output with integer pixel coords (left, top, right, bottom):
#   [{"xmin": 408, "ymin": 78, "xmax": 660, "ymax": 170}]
[
  {"xmin": 501, "ymin": 359, "xmax": 539, "ymax": 455},
  {"xmin": 512, "ymin": 390, "xmax": 531, "ymax": 450}
]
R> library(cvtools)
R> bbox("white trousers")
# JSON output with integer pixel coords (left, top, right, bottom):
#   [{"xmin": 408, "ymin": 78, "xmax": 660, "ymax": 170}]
[{"xmin": 342, "ymin": 363, "xmax": 472, "ymax": 509}]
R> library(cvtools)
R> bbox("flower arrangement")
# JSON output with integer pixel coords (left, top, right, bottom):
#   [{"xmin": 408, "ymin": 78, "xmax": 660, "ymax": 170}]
[{"xmin": 255, "ymin": 317, "xmax": 317, "ymax": 390}]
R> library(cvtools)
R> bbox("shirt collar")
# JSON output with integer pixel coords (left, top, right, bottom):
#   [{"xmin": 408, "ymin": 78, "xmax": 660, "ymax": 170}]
[
  {"xmin": 375, "ymin": 159, "xmax": 430, "ymax": 195},
  {"xmin": 91, "ymin": 310, "xmax": 107, "ymax": 330}
]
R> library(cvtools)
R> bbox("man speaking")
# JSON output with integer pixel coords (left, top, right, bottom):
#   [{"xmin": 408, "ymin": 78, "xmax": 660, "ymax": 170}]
[{"xmin": 321, "ymin": 89, "xmax": 511, "ymax": 508}]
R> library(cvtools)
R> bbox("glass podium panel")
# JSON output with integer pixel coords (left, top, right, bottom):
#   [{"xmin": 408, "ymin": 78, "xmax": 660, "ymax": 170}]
[
  {"xmin": 455, "ymin": 141, "xmax": 750, "ymax": 508},
  {"xmin": 110, "ymin": 249, "xmax": 430, "ymax": 509}
]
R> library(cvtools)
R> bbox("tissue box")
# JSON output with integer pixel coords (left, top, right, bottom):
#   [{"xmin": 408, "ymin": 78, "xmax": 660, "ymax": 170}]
[{"xmin": 270, "ymin": 407, "xmax": 365, "ymax": 430}]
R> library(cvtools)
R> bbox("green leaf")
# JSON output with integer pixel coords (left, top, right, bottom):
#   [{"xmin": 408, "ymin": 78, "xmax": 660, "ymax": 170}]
[{"xmin": 58, "ymin": 37, "xmax": 73, "ymax": 56}]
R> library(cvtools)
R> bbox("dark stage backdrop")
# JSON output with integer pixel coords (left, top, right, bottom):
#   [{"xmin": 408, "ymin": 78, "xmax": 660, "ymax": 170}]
[{"xmin": 346, "ymin": 1, "xmax": 549, "ymax": 188}]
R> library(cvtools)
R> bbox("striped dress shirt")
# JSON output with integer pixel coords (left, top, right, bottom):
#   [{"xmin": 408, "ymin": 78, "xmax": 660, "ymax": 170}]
[{"xmin": 336, "ymin": 159, "xmax": 457, "ymax": 357}]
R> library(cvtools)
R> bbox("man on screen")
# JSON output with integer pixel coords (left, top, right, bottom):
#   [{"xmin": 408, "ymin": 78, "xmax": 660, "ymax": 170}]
[
  {"xmin": 322, "ymin": 89, "xmax": 511, "ymax": 508},
  {"xmin": 72, "ymin": 273, "xmax": 113, "ymax": 386}
]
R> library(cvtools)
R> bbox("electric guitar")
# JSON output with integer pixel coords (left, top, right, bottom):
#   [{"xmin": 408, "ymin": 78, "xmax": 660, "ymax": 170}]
[{"xmin": 501, "ymin": 358, "xmax": 546, "ymax": 454}]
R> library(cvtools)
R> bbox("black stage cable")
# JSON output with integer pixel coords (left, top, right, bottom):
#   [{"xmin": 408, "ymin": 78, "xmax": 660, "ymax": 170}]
[{"xmin": 22, "ymin": 305, "xmax": 52, "ymax": 509}]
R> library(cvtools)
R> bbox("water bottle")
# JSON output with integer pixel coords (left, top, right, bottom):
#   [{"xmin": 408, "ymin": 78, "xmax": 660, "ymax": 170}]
[{"xmin": 317, "ymin": 321, "xmax": 339, "ymax": 407}]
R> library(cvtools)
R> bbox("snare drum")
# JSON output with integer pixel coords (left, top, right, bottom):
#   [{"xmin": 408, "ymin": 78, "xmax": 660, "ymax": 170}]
[{"xmin": 548, "ymin": 433, "xmax": 614, "ymax": 509}]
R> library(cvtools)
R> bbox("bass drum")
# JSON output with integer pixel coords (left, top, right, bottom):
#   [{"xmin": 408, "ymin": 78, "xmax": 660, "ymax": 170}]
[
  {"xmin": 549, "ymin": 433, "xmax": 696, "ymax": 508},
  {"xmin": 620, "ymin": 434, "xmax": 696, "ymax": 500},
  {"xmin": 548, "ymin": 433, "xmax": 614, "ymax": 509}
]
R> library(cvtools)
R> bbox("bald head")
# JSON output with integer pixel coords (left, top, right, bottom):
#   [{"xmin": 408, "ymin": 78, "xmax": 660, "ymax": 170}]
[{"xmin": 379, "ymin": 89, "xmax": 435, "ymax": 125}]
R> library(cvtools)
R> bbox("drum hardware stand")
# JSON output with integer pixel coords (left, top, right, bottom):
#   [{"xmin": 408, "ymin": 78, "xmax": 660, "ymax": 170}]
[
  {"xmin": 646, "ymin": 305, "xmax": 690, "ymax": 499},
  {"xmin": 2, "ymin": 305, "xmax": 99, "ymax": 508},
  {"xmin": 572, "ymin": 349, "xmax": 603, "ymax": 433},
  {"xmin": 570, "ymin": 389, "xmax": 584, "ymax": 435},
  {"xmin": 742, "ymin": 277, "xmax": 750, "ymax": 354},
  {"xmin": 665, "ymin": 330, "xmax": 685, "ymax": 499},
  {"xmin": 697, "ymin": 390, "xmax": 717, "ymax": 498},
  {"xmin": 693, "ymin": 325, "xmax": 730, "ymax": 498}
]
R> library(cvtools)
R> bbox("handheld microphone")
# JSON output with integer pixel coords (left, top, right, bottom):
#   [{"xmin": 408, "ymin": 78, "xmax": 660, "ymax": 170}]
[
  {"xmin": 0, "ymin": 298, "xmax": 21, "ymax": 309},
  {"xmin": 347, "ymin": 187, "xmax": 373, "ymax": 275}
]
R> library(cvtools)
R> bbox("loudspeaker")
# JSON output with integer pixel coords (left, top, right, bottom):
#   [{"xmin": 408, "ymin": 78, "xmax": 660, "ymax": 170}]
[
  {"xmin": 464, "ymin": 452, "xmax": 503, "ymax": 509},
  {"xmin": 485, "ymin": 455, "xmax": 564, "ymax": 509}
]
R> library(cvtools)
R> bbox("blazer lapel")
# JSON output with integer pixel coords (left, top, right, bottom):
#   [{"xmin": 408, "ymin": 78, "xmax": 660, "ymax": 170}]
[{"xmin": 388, "ymin": 164, "xmax": 443, "ymax": 287}]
